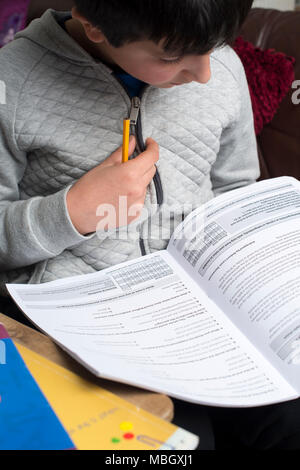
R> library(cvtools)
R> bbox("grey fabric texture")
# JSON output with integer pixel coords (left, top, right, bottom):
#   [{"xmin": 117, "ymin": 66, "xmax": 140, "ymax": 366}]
[{"xmin": 0, "ymin": 9, "xmax": 260, "ymax": 295}]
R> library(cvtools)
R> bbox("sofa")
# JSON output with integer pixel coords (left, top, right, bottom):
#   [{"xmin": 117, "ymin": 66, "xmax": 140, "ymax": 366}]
[
  {"xmin": 0, "ymin": 2, "xmax": 299, "ymax": 324},
  {"xmin": 239, "ymin": 8, "xmax": 300, "ymax": 180}
]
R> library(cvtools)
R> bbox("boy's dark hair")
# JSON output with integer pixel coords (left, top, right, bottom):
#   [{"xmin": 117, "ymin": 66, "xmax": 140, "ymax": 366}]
[{"xmin": 73, "ymin": 0, "xmax": 254, "ymax": 55}]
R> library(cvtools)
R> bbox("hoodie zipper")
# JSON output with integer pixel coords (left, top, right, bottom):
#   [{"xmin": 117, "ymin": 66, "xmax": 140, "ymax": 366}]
[
  {"xmin": 114, "ymin": 80, "xmax": 164, "ymax": 256},
  {"xmin": 129, "ymin": 96, "xmax": 163, "ymax": 206},
  {"xmin": 128, "ymin": 97, "xmax": 147, "ymax": 255}
]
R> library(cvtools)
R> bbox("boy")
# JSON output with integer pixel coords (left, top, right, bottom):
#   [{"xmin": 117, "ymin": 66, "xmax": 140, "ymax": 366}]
[
  {"xmin": 1, "ymin": 0, "xmax": 299, "ymax": 449},
  {"xmin": 0, "ymin": 0, "xmax": 259, "ymax": 289}
]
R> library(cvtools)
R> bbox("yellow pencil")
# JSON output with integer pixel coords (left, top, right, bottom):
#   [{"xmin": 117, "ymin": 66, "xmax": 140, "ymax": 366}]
[{"xmin": 122, "ymin": 119, "xmax": 130, "ymax": 163}]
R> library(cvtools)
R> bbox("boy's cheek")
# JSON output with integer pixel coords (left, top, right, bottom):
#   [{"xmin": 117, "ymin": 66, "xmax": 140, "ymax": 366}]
[
  {"xmin": 131, "ymin": 64, "xmax": 175, "ymax": 86},
  {"xmin": 113, "ymin": 53, "xmax": 171, "ymax": 85},
  {"xmin": 116, "ymin": 55, "xmax": 176, "ymax": 86}
]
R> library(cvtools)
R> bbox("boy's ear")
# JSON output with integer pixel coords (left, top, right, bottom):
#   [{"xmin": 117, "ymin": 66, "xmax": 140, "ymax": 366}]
[{"xmin": 71, "ymin": 6, "xmax": 106, "ymax": 43}]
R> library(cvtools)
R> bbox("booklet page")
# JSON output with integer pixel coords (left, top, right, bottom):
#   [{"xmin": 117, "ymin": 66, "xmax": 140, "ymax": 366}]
[
  {"xmin": 7, "ymin": 250, "xmax": 296, "ymax": 407},
  {"xmin": 168, "ymin": 177, "xmax": 300, "ymax": 391}
]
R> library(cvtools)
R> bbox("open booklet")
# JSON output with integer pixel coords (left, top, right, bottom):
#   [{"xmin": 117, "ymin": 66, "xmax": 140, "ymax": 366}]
[{"xmin": 6, "ymin": 176, "xmax": 300, "ymax": 408}]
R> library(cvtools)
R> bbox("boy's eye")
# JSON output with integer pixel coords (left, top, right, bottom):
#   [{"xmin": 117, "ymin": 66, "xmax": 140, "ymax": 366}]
[{"xmin": 160, "ymin": 57, "xmax": 182, "ymax": 65}]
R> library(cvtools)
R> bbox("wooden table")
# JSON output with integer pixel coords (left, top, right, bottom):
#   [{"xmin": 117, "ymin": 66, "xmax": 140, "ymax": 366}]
[{"xmin": 0, "ymin": 313, "xmax": 174, "ymax": 422}]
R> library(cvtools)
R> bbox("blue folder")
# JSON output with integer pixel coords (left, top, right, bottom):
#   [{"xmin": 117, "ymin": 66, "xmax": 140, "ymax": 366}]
[{"xmin": 0, "ymin": 324, "xmax": 75, "ymax": 450}]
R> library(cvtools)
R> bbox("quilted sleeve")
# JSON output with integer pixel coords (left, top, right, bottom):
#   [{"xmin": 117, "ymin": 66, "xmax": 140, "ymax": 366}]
[
  {"xmin": 0, "ymin": 43, "xmax": 94, "ymax": 272},
  {"xmin": 210, "ymin": 47, "xmax": 261, "ymax": 197}
]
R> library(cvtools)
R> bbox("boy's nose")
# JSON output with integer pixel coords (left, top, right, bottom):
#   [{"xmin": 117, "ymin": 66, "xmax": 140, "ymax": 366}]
[{"xmin": 183, "ymin": 55, "xmax": 212, "ymax": 84}]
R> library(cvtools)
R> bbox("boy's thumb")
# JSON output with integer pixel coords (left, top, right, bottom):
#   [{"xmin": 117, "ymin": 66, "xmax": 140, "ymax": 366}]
[
  {"xmin": 120, "ymin": 134, "xmax": 136, "ymax": 158},
  {"xmin": 117, "ymin": 134, "xmax": 136, "ymax": 155},
  {"xmin": 128, "ymin": 134, "xmax": 136, "ymax": 151},
  {"xmin": 104, "ymin": 135, "xmax": 136, "ymax": 165}
]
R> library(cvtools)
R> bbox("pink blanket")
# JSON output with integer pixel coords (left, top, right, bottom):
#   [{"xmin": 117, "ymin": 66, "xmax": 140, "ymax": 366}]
[{"xmin": 0, "ymin": 0, "xmax": 30, "ymax": 48}]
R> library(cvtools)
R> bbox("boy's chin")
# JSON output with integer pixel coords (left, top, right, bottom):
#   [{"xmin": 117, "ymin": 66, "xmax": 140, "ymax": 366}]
[{"xmin": 153, "ymin": 83, "xmax": 178, "ymax": 89}]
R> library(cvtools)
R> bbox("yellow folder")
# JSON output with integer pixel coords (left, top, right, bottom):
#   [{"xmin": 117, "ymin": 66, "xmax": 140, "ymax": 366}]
[{"xmin": 16, "ymin": 343, "xmax": 199, "ymax": 450}]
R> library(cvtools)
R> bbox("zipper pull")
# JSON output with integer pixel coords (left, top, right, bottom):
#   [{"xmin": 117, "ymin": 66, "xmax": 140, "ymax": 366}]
[{"xmin": 130, "ymin": 97, "xmax": 141, "ymax": 125}]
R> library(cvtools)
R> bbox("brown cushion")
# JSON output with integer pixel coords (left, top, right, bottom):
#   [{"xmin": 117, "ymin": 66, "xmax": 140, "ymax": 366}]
[{"xmin": 26, "ymin": 0, "xmax": 73, "ymax": 25}]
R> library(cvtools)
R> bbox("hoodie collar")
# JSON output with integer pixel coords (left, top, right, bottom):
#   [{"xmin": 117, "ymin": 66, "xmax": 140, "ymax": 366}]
[{"xmin": 14, "ymin": 9, "xmax": 112, "ymax": 69}]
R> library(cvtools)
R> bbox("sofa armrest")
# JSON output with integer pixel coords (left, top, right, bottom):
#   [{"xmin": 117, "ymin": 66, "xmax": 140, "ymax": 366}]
[{"xmin": 239, "ymin": 8, "xmax": 300, "ymax": 180}]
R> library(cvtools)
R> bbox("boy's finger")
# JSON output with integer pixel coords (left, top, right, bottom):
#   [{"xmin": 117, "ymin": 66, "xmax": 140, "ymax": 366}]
[
  {"xmin": 140, "ymin": 164, "xmax": 157, "ymax": 187},
  {"xmin": 128, "ymin": 138, "xmax": 159, "ymax": 174}
]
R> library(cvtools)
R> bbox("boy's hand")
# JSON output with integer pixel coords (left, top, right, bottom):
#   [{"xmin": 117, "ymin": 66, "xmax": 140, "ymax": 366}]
[{"xmin": 66, "ymin": 136, "xmax": 159, "ymax": 235}]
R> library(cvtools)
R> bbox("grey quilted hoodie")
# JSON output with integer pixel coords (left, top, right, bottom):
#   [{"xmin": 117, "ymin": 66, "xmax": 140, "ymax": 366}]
[{"xmin": 0, "ymin": 9, "xmax": 260, "ymax": 294}]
